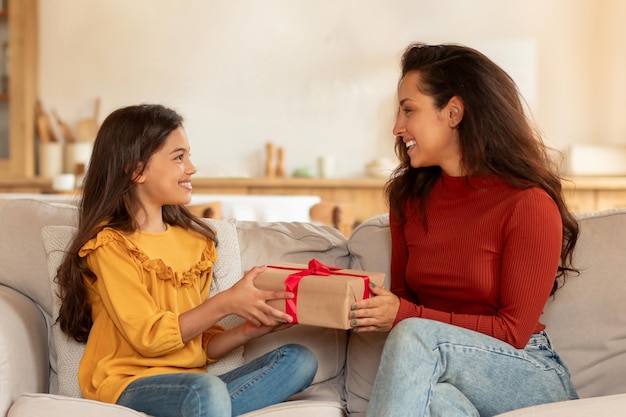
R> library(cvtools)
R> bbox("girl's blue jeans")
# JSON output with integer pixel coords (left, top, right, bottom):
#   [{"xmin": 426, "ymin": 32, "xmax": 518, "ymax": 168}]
[
  {"xmin": 366, "ymin": 318, "xmax": 578, "ymax": 417},
  {"xmin": 116, "ymin": 343, "xmax": 317, "ymax": 417}
]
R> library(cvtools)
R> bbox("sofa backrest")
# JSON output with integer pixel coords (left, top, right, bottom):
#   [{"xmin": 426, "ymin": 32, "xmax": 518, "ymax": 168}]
[
  {"xmin": 0, "ymin": 198, "xmax": 353, "ymax": 394},
  {"xmin": 344, "ymin": 209, "xmax": 626, "ymax": 410},
  {"xmin": 541, "ymin": 208, "xmax": 626, "ymax": 398},
  {"xmin": 0, "ymin": 199, "xmax": 78, "ymax": 319},
  {"xmin": 344, "ymin": 214, "xmax": 392, "ymax": 415}
]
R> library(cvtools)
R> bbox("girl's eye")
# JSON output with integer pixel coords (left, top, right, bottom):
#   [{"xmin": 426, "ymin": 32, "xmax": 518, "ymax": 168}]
[
  {"xmin": 175, "ymin": 154, "xmax": 184, "ymax": 161},
  {"xmin": 402, "ymin": 107, "xmax": 412, "ymax": 114}
]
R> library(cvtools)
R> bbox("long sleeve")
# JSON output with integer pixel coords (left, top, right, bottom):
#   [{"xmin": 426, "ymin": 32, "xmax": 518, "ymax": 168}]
[{"xmin": 390, "ymin": 176, "xmax": 562, "ymax": 349}]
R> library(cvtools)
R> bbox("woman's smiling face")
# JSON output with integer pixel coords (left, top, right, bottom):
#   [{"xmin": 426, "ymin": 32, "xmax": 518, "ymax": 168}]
[{"xmin": 393, "ymin": 71, "xmax": 464, "ymax": 176}]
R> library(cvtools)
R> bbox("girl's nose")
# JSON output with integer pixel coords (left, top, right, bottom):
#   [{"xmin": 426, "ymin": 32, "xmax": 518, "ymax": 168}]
[{"xmin": 186, "ymin": 159, "xmax": 197, "ymax": 175}]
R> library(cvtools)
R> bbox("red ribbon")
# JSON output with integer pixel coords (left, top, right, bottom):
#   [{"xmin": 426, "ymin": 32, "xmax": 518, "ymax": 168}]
[{"xmin": 267, "ymin": 259, "xmax": 370, "ymax": 323}]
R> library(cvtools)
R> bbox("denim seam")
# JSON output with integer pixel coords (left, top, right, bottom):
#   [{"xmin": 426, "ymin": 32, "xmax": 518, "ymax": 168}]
[
  {"xmin": 435, "ymin": 341, "xmax": 566, "ymax": 374},
  {"xmin": 119, "ymin": 384, "xmax": 193, "ymax": 415},
  {"xmin": 228, "ymin": 347, "xmax": 283, "ymax": 400}
]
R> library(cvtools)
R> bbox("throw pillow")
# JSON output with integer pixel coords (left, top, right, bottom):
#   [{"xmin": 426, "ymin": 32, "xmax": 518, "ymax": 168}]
[
  {"xmin": 345, "ymin": 214, "xmax": 391, "ymax": 415},
  {"xmin": 42, "ymin": 225, "xmax": 84, "ymax": 398},
  {"xmin": 41, "ymin": 218, "xmax": 244, "ymax": 398},
  {"xmin": 203, "ymin": 218, "xmax": 246, "ymax": 375}
]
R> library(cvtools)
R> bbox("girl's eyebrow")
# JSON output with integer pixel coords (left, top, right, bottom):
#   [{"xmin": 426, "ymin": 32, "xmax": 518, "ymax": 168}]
[{"xmin": 169, "ymin": 147, "xmax": 188, "ymax": 155}]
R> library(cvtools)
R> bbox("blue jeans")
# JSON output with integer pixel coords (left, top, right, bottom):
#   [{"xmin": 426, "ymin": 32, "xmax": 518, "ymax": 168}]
[
  {"xmin": 116, "ymin": 343, "xmax": 318, "ymax": 417},
  {"xmin": 366, "ymin": 319, "xmax": 578, "ymax": 417}
]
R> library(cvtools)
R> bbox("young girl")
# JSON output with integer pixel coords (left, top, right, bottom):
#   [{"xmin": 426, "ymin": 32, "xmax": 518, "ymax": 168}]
[
  {"xmin": 56, "ymin": 104, "xmax": 317, "ymax": 417},
  {"xmin": 350, "ymin": 43, "xmax": 580, "ymax": 416}
]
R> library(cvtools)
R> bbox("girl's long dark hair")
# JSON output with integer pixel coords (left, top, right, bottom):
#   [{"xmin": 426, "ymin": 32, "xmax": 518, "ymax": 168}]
[
  {"xmin": 57, "ymin": 104, "xmax": 217, "ymax": 343},
  {"xmin": 385, "ymin": 43, "xmax": 579, "ymax": 294}
]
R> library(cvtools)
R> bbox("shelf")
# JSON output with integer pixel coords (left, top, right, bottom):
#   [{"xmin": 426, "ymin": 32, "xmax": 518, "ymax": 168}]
[{"xmin": 0, "ymin": 0, "xmax": 38, "ymax": 179}]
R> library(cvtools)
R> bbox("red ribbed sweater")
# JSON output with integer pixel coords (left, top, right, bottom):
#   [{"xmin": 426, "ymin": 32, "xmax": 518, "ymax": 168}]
[{"xmin": 390, "ymin": 174, "xmax": 563, "ymax": 349}]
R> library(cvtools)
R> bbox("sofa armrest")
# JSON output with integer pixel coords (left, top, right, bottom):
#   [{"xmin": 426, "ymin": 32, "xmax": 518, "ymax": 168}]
[{"xmin": 0, "ymin": 285, "xmax": 50, "ymax": 416}]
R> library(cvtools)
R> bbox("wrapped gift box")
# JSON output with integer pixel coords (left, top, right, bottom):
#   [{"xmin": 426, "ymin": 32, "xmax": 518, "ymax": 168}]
[{"xmin": 254, "ymin": 259, "xmax": 386, "ymax": 329}]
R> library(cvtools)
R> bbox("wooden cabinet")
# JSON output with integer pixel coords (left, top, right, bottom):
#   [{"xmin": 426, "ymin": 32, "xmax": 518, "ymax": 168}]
[
  {"xmin": 562, "ymin": 177, "xmax": 626, "ymax": 212},
  {"xmin": 0, "ymin": 0, "xmax": 38, "ymax": 179}
]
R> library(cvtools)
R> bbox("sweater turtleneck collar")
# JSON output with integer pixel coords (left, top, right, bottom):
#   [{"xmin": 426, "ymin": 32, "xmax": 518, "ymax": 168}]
[{"xmin": 438, "ymin": 172, "xmax": 507, "ymax": 197}]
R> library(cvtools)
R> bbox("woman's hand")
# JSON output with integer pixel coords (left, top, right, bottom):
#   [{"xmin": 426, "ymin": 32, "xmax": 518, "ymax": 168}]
[
  {"xmin": 224, "ymin": 265, "xmax": 294, "ymax": 327},
  {"xmin": 349, "ymin": 283, "xmax": 400, "ymax": 332}
]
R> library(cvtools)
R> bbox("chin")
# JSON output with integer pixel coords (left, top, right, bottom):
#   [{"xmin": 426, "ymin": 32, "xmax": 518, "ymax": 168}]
[{"xmin": 169, "ymin": 195, "xmax": 192, "ymax": 206}]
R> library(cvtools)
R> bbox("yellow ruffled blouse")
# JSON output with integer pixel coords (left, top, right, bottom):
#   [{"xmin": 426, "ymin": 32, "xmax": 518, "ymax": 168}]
[{"xmin": 77, "ymin": 224, "xmax": 222, "ymax": 404}]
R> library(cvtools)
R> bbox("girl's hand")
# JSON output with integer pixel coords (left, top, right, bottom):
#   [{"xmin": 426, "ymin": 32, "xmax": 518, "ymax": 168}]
[
  {"xmin": 241, "ymin": 321, "xmax": 294, "ymax": 339},
  {"xmin": 349, "ymin": 283, "xmax": 400, "ymax": 332},
  {"xmin": 224, "ymin": 266, "xmax": 294, "ymax": 327}
]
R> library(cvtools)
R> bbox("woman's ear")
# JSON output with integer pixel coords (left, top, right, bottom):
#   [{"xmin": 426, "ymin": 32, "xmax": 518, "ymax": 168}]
[{"xmin": 447, "ymin": 96, "xmax": 464, "ymax": 128}]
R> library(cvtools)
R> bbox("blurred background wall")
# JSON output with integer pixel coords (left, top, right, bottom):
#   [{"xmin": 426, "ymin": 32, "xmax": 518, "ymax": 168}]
[{"xmin": 38, "ymin": 0, "xmax": 626, "ymax": 178}]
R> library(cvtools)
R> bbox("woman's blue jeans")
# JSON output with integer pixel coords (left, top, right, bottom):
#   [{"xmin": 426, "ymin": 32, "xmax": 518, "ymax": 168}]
[
  {"xmin": 116, "ymin": 343, "xmax": 317, "ymax": 417},
  {"xmin": 366, "ymin": 318, "xmax": 578, "ymax": 417}
]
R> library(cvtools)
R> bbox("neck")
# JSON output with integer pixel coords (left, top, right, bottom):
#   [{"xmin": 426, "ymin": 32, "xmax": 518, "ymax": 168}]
[{"xmin": 135, "ymin": 206, "xmax": 167, "ymax": 232}]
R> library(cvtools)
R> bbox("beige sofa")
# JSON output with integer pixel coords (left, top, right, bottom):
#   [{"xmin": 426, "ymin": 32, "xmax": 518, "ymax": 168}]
[{"xmin": 0, "ymin": 198, "xmax": 625, "ymax": 416}]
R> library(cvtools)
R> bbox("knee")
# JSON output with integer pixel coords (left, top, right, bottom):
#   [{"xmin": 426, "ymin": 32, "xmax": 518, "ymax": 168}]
[
  {"xmin": 184, "ymin": 374, "xmax": 230, "ymax": 417},
  {"xmin": 386, "ymin": 318, "xmax": 440, "ymax": 350},
  {"xmin": 282, "ymin": 344, "xmax": 318, "ymax": 385},
  {"xmin": 388, "ymin": 318, "xmax": 421, "ymax": 342}
]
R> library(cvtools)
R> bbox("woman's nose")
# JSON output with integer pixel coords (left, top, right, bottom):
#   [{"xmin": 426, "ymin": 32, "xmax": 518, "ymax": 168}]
[{"xmin": 392, "ymin": 116, "xmax": 405, "ymax": 137}]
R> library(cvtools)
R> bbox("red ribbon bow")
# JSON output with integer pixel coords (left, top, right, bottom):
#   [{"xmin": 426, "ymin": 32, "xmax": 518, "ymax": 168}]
[{"xmin": 267, "ymin": 259, "xmax": 371, "ymax": 323}]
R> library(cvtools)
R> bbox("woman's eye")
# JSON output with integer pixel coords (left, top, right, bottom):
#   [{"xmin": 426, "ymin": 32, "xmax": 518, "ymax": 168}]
[
  {"xmin": 175, "ymin": 154, "xmax": 184, "ymax": 161},
  {"xmin": 402, "ymin": 107, "xmax": 412, "ymax": 114}
]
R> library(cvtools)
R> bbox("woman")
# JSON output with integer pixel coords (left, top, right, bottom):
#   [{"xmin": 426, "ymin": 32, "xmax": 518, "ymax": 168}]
[{"xmin": 350, "ymin": 43, "xmax": 579, "ymax": 416}]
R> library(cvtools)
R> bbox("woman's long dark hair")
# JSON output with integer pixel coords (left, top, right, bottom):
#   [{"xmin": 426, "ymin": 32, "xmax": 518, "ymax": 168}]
[
  {"xmin": 57, "ymin": 104, "xmax": 217, "ymax": 343},
  {"xmin": 385, "ymin": 43, "xmax": 579, "ymax": 294}
]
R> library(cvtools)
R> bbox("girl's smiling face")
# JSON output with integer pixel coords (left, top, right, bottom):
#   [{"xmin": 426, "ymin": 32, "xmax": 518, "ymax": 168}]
[
  {"xmin": 393, "ymin": 71, "xmax": 465, "ymax": 177},
  {"xmin": 134, "ymin": 126, "xmax": 197, "ymax": 211}
]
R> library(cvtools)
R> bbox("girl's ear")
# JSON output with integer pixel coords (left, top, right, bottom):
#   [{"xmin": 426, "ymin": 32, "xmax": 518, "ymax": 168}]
[{"xmin": 131, "ymin": 162, "xmax": 146, "ymax": 184}]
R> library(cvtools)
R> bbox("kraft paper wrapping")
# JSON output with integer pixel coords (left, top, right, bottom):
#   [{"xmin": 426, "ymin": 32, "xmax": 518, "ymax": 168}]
[{"xmin": 255, "ymin": 259, "xmax": 386, "ymax": 330}]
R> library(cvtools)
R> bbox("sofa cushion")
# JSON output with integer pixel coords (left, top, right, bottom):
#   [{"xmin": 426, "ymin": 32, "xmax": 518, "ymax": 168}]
[
  {"xmin": 345, "ymin": 214, "xmax": 391, "ymax": 415},
  {"xmin": 41, "ymin": 218, "xmax": 246, "ymax": 398},
  {"xmin": 42, "ymin": 225, "xmax": 85, "ymax": 398},
  {"xmin": 237, "ymin": 220, "xmax": 351, "ymax": 385},
  {"xmin": 8, "ymin": 393, "xmax": 149, "ymax": 417},
  {"xmin": 494, "ymin": 393, "xmax": 626, "ymax": 416},
  {"xmin": 236, "ymin": 220, "xmax": 350, "ymax": 272},
  {"xmin": 9, "ymin": 393, "xmax": 346, "ymax": 417},
  {"xmin": 203, "ymin": 218, "xmax": 247, "ymax": 375},
  {"xmin": 348, "ymin": 214, "xmax": 391, "ymax": 288},
  {"xmin": 541, "ymin": 208, "xmax": 626, "ymax": 398},
  {"xmin": 0, "ymin": 286, "xmax": 49, "ymax": 417}
]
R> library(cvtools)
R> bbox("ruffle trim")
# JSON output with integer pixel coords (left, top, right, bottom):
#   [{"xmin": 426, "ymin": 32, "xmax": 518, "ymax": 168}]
[{"xmin": 79, "ymin": 227, "xmax": 216, "ymax": 287}]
